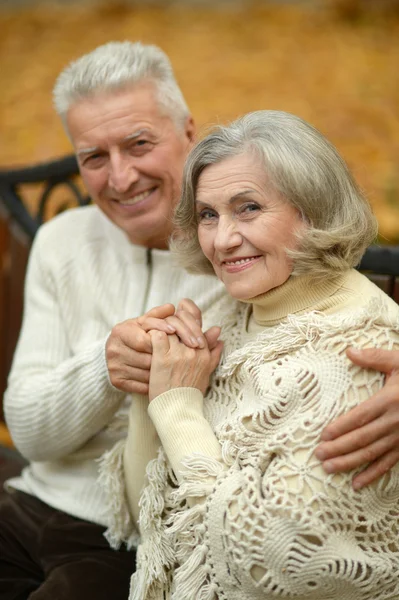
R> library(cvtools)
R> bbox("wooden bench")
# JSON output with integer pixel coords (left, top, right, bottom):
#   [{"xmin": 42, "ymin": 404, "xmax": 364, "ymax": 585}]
[
  {"xmin": 0, "ymin": 155, "xmax": 89, "ymax": 425},
  {"xmin": 0, "ymin": 154, "xmax": 399, "ymax": 424}
]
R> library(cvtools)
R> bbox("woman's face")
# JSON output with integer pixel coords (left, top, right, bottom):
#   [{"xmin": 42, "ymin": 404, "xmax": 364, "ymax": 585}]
[{"xmin": 196, "ymin": 152, "xmax": 304, "ymax": 300}]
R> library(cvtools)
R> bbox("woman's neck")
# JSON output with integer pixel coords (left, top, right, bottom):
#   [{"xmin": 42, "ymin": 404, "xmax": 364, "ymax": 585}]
[{"xmin": 243, "ymin": 271, "xmax": 353, "ymax": 328}]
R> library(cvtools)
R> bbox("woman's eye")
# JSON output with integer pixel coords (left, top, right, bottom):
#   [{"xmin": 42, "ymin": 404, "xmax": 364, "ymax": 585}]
[
  {"xmin": 240, "ymin": 203, "xmax": 260, "ymax": 215},
  {"xmin": 198, "ymin": 209, "xmax": 217, "ymax": 221}
]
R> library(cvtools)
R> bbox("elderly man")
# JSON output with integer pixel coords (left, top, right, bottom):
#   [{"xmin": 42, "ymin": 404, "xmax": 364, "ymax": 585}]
[{"xmin": 1, "ymin": 41, "xmax": 399, "ymax": 599}]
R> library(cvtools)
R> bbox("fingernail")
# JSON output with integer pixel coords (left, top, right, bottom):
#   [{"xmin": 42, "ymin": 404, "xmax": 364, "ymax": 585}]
[
  {"xmin": 190, "ymin": 337, "xmax": 199, "ymax": 347},
  {"xmin": 167, "ymin": 325, "xmax": 176, "ymax": 333},
  {"xmin": 197, "ymin": 337, "xmax": 205, "ymax": 348},
  {"xmin": 315, "ymin": 448, "xmax": 325, "ymax": 460},
  {"xmin": 348, "ymin": 348, "xmax": 361, "ymax": 355},
  {"xmin": 353, "ymin": 480, "xmax": 362, "ymax": 490},
  {"xmin": 320, "ymin": 431, "xmax": 333, "ymax": 442},
  {"xmin": 323, "ymin": 461, "xmax": 334, "ymax": 473}
]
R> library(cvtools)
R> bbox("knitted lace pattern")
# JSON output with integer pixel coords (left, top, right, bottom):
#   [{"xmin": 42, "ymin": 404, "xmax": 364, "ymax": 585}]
[{"xmin": 129, "ymin": 301, "xmax": 399, "ymax": 600}]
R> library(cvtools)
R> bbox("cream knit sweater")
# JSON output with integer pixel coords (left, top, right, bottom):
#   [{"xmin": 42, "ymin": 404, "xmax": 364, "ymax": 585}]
[
  {"xmin": 4, "ymin": 205, "xmax": 225, "ymax": 527},
  {"xmin": 101, "ymin": 269, "xmax": 399, "ymax": 599}
]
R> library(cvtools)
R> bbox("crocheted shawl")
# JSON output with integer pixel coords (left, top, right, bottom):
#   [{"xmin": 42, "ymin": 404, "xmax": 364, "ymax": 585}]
[{"xmin": 101, "ymin": 298, "xmax": 399, "ymax": 600}]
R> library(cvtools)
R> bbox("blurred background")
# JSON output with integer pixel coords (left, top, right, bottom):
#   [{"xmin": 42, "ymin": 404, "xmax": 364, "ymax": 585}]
[
  {"xmin": 1, "ymin": 0, "xmax": 399, "ymax": 240},
  {"xmin": 0, "ymin": 0, "xmax": 399, "ymax": 450}
]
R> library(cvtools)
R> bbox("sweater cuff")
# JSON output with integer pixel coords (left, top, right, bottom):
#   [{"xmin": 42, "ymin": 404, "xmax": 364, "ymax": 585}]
[{"xmin": 148, "ymin": 388, "xmax": 222, "ymax": 480}]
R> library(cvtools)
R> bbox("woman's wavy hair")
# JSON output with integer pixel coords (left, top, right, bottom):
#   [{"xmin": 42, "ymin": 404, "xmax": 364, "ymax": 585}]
[{"xmin": 171, "ymin": 110, "xmax": 377, "ymax": 280}]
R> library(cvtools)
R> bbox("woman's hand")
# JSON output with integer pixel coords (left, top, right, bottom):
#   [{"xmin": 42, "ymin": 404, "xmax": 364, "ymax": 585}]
[
  {"xmin": 315, "ymin": 347, "xmax": 399, "ymax": 489},
  {"xmin": 148, "ymin": 331, "xmax": 223, "ymax": 401},
  {"xmin": 106, "ymin": 300, "xmax": 221, "ymax": 395}
]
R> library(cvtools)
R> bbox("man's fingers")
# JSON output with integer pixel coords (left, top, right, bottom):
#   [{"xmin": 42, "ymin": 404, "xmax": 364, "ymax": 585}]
[
  {"xmin": 317, "ymin": 416, "xmax": 387, "ymax": 460},
  {"xmin": 204, "ymin": 326, "xmax": 221, "ymax": 351},
  {"xmin": 139, "ymin": 303, "xmax": 175, "ymax": 321},
  {"xmin": 346, "ymin": 347, "xmax": 399, "ymax": 374},
  {"xmin": 113, "ymin": 321, "xmax": 152, "ymax": 353},
  {"xmin": 139, "ymin": 317, "xmax": 177, "ymax": 335},
  {"xmin": 320, "ymin": 394, "xmax": 385, "ymax": 442},
  {"xmin": 319, "ymin": 432, "xmax": 399, "ymax": 476},
  {"xmin": 352, "ymin": 448, "xmax": 399, "ymax": 489},
  {"xmin": 120, "ymin": 380, "xmax": 149, "ymax": 395}
]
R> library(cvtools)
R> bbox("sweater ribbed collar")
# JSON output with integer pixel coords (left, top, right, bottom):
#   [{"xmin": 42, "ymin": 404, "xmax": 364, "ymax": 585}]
[
  {"xmin": 96, "ymin": 206, "xmax": 172, "ymax": 263},
  {"xmin": 242, "ymin": 271, "xmax": 353, "ymax": 327}
]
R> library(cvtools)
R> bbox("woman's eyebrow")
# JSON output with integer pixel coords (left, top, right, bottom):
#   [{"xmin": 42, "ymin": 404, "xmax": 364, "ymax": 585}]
[
  {"xmin": 227, "ymin": 189, "xmax": 259, "ymax": 204},
  {"xmin": 196, "ymin": 188, "xmax": 259, "ymax": 208}
]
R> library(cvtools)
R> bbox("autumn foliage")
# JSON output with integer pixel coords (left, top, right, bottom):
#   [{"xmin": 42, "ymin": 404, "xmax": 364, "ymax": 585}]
[{"xmin": 1, "ymin": 1, "xmax": 398, "ymax": 240}]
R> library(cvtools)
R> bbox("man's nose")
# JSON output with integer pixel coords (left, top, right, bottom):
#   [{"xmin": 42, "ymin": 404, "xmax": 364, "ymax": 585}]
[
  {"xmin": 214, "ymin": 218, "xmax": 242, "ymax": 252},
  {"xmin": 108, "ymin": 155, "xmax": 139, "ymax": 194}
]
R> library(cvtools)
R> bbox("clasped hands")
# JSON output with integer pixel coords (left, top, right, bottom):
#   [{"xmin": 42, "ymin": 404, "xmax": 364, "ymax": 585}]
[
  {"xmin": 106, "ymin": 303, "xmax": 399, "ymax": 488},
  {"xmin": 106, "ymin": 299, "xmax": 223, "ymax": 400}
]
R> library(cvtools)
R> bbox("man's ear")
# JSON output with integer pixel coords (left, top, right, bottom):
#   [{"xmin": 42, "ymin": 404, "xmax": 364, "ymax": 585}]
[{"xmin": 184, "ymin": 116, "xmax": 196, "ymax": 146}]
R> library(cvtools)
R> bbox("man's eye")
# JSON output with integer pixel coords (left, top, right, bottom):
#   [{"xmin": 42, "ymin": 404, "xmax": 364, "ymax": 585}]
[
  {"xmin": 82, "ymin": 154, "xmax": 105, "ymax": 167},
  {"xmin": 131, "ymin": 140, "xmax": 152, "ymax": 151}
]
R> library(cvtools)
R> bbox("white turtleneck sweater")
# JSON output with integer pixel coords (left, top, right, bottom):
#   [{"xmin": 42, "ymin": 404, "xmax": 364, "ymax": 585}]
[
  {"xmin": 102, "ymin": 269, "xmax": 399, "ymax": 600},
  {"xmin": 4, "ymin": 204, "xmax": 225, "ymax": 527}
]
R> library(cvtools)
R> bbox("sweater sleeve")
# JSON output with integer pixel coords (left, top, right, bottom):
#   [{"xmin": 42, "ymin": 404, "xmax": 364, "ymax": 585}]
[
  {"xmin": 4, "ymin": 231, "xmax": 124, "ymax": 462},
  {"xmin": 124, "ymin": 394, "xmax": 161, "ymax": 527},
  {"xmin": 148, "ymin": 387, "xmax": 222, "ymax": 482}
]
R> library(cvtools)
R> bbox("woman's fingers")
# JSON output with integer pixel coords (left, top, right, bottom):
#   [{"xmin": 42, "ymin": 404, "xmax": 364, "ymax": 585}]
[
  {"xmin": 165, "ymin": 312, "xmax": 206, "ymax": 348},
  {"xmin": 209, "ymin": 340, "xmax": 224, "ymax": 372},
  {"xmin": 139, "ymin": 310, "xmax": 206, "ymax": 349},
  {"xmin": 204, "ymin": 326, "xmax": 222, "ymax": 351},
  {"xmin": 175, "ymin": 298, "xmax": 203, "ymax": 327}
]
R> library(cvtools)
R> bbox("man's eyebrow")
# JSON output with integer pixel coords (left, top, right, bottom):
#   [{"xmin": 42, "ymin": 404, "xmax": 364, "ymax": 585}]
[
  {"xmin": 76, "ymin": 147, "xmax": 99, "ymax": 158},
  {"xmin": 123, "ymin": 129, "xmax": 154, "ymax": 142},
  {"xmin": 76, "ymin": 129, "xmax": 155, "ymax": 157}
]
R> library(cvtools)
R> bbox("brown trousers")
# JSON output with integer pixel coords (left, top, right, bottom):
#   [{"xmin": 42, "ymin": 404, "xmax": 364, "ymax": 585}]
[{"xmin": 0, "ymin": 490, "xmax": 136, "ymax": 600}]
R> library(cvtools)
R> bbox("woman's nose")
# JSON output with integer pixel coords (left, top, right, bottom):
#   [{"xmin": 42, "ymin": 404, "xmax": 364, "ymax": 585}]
[{"xmin": 214, "ymin": 218, "xmax": 242, "ymax": 252}]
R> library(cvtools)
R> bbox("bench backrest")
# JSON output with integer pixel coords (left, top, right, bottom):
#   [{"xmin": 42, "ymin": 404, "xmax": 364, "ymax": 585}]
[
  {"xmin": 0, "ymin": 155, "xmax": 89, "ymax": 419},
  {"xmin": 0, "ymin": 154, "xmax": 398, "ymax": 418}
]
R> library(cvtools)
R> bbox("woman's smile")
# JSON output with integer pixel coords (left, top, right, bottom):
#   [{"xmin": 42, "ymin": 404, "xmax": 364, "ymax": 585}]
[{"xmin": 196, "ymin": 152, "xmax": 304, "ymax": 300}]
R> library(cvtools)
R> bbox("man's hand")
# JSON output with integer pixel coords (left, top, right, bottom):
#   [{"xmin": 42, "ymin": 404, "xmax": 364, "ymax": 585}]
[
  {"xmin": 106, "ymin": 304, "xmax": 176, "ymax": 395},
  {"xmin": 315, "ymin": 348, "xmax": 399, "ymax": 489},
  {"xmin": 106, "ymin": 299, "xmax": 221, "ymax": 395}
]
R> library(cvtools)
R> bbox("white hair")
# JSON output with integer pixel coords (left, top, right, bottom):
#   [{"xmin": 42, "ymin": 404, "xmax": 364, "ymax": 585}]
[{"xmin": 53, "ymin": 41, "xmax": 190, "ymax": 129}]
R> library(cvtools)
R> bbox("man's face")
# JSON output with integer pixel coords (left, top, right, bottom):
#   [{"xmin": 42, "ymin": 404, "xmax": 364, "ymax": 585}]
[{"xmin": 66, "ymin": 83, "xmax": 195, "ymax": 249}]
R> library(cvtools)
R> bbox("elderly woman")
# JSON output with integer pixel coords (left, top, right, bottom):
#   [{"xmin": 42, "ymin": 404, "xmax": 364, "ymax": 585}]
[{"xmin": 102, "ymin": 111, "xmax": 399, "ymax": 600}]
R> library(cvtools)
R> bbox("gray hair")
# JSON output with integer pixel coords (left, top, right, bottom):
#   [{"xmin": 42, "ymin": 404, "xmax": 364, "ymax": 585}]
[
  {"xmin": 172, "ymin": 110, "xmax": 378, "ymax": 280},
  {"xmin": 53, "ymin": 41, "xmax": 190, "ymax": 130}
]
